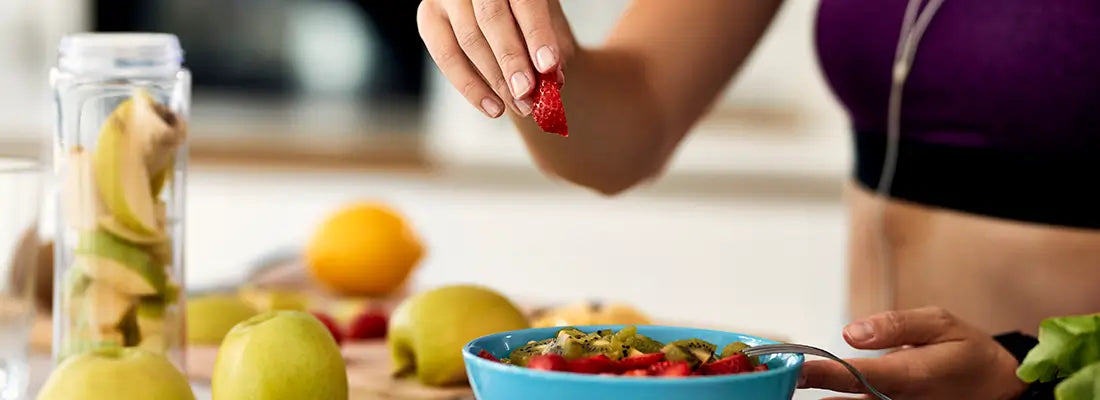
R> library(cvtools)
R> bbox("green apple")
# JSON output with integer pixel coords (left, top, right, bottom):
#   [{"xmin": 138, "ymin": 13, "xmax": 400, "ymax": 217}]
[
  {"xmin": 37, "ymin": 346, "xmax": 194, "ymax": 400},
  {"xmin": 238, "ymin": 286, "xmax": 310, "ymax": 312},
  {"xmin": 186, "ymin": 294, "xmax": 259, "ymax": 345},
  {"xmin": 75, "ymin": 231, "xmax": 166, "ymax": 296},
  {"xmin": 93, "ymin": 96, "xmax": 161, "ymax": 238},
  {"xmin": 388, "ymin": 284, "xmax": 529, "ymax": 386},
  {"xmin": 212, "ymin": 311, "xmax": 348, "ymax": 400}
]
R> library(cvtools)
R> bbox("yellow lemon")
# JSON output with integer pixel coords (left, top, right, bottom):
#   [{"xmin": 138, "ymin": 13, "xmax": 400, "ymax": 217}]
[{"xmin": 305, "ymin": 202, "xmax": 424, "ymax": 296}]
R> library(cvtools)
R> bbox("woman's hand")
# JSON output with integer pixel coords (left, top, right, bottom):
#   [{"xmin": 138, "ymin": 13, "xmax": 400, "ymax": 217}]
[
  {"xmin": 801, "ymin": 307, "xmax": 1029, "ymax": 400},
  {"xmin": 416, "ymin": 0, "xmax": 574, "ymax": 118}
]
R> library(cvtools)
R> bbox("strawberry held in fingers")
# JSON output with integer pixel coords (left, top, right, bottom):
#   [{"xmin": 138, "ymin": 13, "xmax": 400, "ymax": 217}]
[{"xmin": 531, "ymin": 72, "xmax": 568, "ymax": 137}]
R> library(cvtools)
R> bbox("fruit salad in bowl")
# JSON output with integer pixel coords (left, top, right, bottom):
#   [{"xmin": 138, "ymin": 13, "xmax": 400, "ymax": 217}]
[{"xmin": 464, "ymin": 325, "xmax": 803, "ymax": 400}]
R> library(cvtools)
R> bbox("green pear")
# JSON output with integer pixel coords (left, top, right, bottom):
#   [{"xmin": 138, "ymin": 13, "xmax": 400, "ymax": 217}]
[
  {"xmin": 75, "ymin": 231, "xmax": 166, "ymax": 296},
  {"xmin": 61, "ymin": 147, "xmax": 106, "ymax": 230},
  {"xmin": 388, "ymin": 284, "xmax": 529, "ymax": 386},
  {"xmin": 93, "ymin": 97, "xmax": 161, "ymax": 239},
  {"xmin": 186, "ymin": 294, "xmax": 259, "ymax": 345},
  {"xmin": 213, "ymin": 311, "xmax": 348, "ymax": 400},
  {"xmin": 37, "ymin": 346, "xmax": 194, "ymax": 400}
]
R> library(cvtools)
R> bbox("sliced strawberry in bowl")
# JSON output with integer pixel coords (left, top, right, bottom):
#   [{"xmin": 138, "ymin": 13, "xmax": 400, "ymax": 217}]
[
  {"xmin": 527, "ymin": 354, "xmax": 569, "ymax": 372},
  {"xmin": 477, "ymin": 350, "xmax": 500, "ymax": 362},
  {"xmin": 698, "ymin": 353, "xmax": 754, "ymax": 376},
  {"xmin": 615, "ymin": 353, "xmax": 665, "ymax": 372},
  {"xmin": 753, "ymin": 364, "xmax": 771, "ymax": 372},
  {"xmin": 621, "ymin": 368, "xmax": 651, "ymax": 377},
  {"xmin": 531, "ymin": 72, "xmax": 568, "ymax": 137},
  {"xmin": 566, "ymin": 354, "xmax": 615, "ymax": 374},
  {"xmin": 648, "ymin": 361, "xmax": 692, "ymax": 377}
]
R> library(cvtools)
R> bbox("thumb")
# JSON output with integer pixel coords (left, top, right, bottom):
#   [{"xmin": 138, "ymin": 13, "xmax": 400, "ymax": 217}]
[{"xmin": 843, "ymin": 307, "xmax": 969, "ymax": 350}]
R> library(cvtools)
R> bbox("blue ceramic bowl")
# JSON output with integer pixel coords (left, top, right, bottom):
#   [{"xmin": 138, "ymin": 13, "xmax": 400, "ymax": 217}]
[{"xmin": 463, "ymin": 325, "xmax": 803, "ymax": 400}]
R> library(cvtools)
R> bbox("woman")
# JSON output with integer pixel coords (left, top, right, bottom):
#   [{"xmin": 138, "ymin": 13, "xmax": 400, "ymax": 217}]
[{"xmin": 416, "ymin": 0, "xmax": 1099, "ymax": 397}]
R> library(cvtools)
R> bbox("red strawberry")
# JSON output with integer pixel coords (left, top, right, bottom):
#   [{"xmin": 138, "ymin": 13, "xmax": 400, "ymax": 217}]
[
  {"xmin": 566, "ymin": 354, "xmax": 614, "ymax": 374},
  {"xmin": 531, "ymin": 72, "xmax": 568, "ymax": 136},
  {"xmin": 615, "ymin": 353, "xmax": 665, "ymax": 372},
  {"xmin": 621, "ymin": 368, "xmax": 650, "ymax": 377},
  {"xmin": 477, "ymin": 350, "xmax": 500, "ymax": 362},
  {"xmin": 347, "ymin": 311, "xmax": 388, "ymax": 340},
  {"xmin": 649, "ymin": 361, "xmax": 692, "ymax": 377},
  {"xmin": 310, "ymin": 312, "xmax": 344, "ymax": 345},
  {"xmin": 698, "ymin": 353, "xmax": 753, "ymax": 376},
  {"xmin": 753, "ymin": 364, "xmax": 770, "ymax": 372},
  {"xmin": 527, "ymin": 354, "xmax": 569, "ymax": 372}
]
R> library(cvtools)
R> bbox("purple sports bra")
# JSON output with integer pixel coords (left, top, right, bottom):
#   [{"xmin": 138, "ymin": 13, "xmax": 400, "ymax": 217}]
[{"xmin": 814, "ymin": 0, "xmax": 1100, "ymax": 229}]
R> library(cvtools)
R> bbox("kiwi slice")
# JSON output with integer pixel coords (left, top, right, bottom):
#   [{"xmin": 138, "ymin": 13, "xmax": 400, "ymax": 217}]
[
  {"xmin": 627, "ymin": 334, "xmax": 665, "ymax": 354},
  {"xmin": 720, "ymin": 341, "xmax": 750, "ymax": 358},
  {"xmin": 661, "ymin": 344, "xmax": 702, "ymax": 368},
  {"xmin": 608, "ymin": 326, "xmax": 638, "ymax": 360},
  {"xmin": 546, "ymin": 331, "xmax": 588, "ymax": 360},
  {"xmin": 721, "ymin": 341, "xmax": 761, "ymax": 365},
  {"xmin": 581, "ymin": 338, "xmax": 615, "ymax": 359},
  {"xmin": 509, "ymin": 338, "xmax": 554, "ymax": 366},
  {"xmin": 595, "ymin": 329, "xmax": 613, "ymax": 338},
  {"xmin": 557, "ymin": 327, "xmax": 586, "ymax": 338},
  {"xmin": 670, "ymin": 339, "xmax": 718, "ymax": 363}
]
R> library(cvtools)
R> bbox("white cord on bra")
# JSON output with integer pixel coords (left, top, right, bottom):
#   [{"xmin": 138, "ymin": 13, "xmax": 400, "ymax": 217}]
[{"xmin": 876, "ymin": 0, "xmax": 947, "ymax": 312}]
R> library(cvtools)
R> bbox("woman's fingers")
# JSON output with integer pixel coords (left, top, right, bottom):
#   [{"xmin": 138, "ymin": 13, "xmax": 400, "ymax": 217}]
[
  {"xmin": 446, "ymin": 2, "xmax": 522, "ymax": 115},
  {"xmin": 418, "ymin": 1, "xmax": 505, "ymax": 118},
  {"xmin": 509, "ymin": 0, "xmax": 560, "ymax": 73},
  {"xmin": 843, "ymin": 307, "xmax": 970, "ymax": 350},
  {"xmin": 473, "ymin": 0, "xmax": 537, "ymax": 104},
  {"xmin": 799, "ymin": 358, "xmax": 913, "ymax": 395}
]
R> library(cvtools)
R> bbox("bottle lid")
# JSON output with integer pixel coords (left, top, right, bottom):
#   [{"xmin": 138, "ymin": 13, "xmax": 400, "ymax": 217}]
[{"xmin": 58, "ymin": 33, "xmax": 184, "ymax": 77}]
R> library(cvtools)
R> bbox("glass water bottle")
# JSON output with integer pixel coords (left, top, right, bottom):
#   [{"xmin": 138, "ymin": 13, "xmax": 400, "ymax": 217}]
[{"xmin": 49, "ymin": 33, "xmax": 189, "ymax": 370}]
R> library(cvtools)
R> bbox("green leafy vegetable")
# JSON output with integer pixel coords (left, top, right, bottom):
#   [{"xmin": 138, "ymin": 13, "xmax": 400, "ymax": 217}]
[
  {"xmin": 1017, "ymin": 314, "xmax": 1100, "ymax": 383},
  {"xmin": 1054, "ymin": 361, "xmax": 1100, "ymax": 400}
]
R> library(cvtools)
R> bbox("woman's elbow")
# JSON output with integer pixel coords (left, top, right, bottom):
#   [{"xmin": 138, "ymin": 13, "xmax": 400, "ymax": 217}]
[{"xmin": 550, "ymin": 155, "xmax": 665, "ymax": 197}]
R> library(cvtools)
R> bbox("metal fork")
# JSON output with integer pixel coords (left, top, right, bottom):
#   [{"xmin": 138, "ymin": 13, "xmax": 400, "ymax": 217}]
[{"xmin": 742, "ymin": 344, "xmax": 892, "ymax": 400}]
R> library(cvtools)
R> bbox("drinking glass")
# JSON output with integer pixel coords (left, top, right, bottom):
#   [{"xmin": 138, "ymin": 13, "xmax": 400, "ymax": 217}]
[{"xmin": 0, "ymin": 156, "xmax": 42, "ymax": 400}]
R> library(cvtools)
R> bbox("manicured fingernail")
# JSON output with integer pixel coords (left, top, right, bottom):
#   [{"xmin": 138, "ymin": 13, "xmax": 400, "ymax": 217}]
[
  {"xmin": 796, "ymin": 373, "xmax": 807, "ymax": 388},
  {"xmin": 515, "ymin": 99, "xmax": 533, "ymax": 116},
  {"xmin": 535, "ymin": 46, "xmax": 557, "ymax": 72},
  {"xmin": 480, "ymin": 97, "xmax": 502, "ymax": 117},
  {"xmin": 845, "ymin": 321, "xmax": 874, "ymax": 342},
  {"xmin": 510, "ymin": 72, "xmax": 531, "ymax": 98},
  {"xmin": 556, "ymin": 69, "xmax": 565, "ymax": 85}
]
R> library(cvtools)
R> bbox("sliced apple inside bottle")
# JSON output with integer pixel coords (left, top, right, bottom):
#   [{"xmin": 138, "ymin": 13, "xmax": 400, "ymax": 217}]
[
  {"xmin": 82, "ymin": 280, "xmax": 135, "ymax": 331},
  {"xmin": 75, "ymin": 231, "xmax": 166, "ymax": 296},
  {"xmin": 93, "ymin": 98, "xmax": 161, "ymax": 239}
]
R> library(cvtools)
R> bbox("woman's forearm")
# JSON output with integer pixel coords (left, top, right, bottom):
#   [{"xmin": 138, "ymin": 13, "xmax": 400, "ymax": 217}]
[
  {"xmin": 510, "ymin": 0, "xmax": 785, "ymax": 195},
  {"xmin": 510, "ymin": 48, "xmax": 667, "ymax": 195}
]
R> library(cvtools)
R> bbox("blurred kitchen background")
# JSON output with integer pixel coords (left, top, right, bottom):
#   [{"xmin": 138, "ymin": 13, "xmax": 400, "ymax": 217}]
[{"xmin": 1, "ymin": 0, "xmax": 854, "ymax": 361}]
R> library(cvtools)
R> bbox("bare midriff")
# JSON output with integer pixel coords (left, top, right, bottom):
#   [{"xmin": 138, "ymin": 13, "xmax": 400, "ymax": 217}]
[{"xmin": 846, "ymin": 182, "xmax": 1100, "ymax": 336}]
